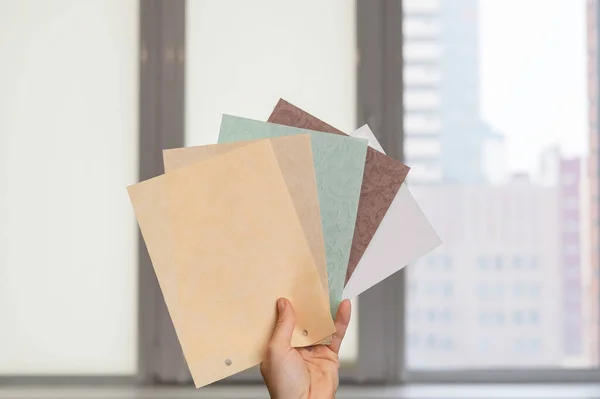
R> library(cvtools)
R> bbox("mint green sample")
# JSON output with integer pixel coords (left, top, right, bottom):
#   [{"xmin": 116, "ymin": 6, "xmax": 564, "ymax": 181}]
[{"xmin": 218, "ymin": 115, "xmax": 368, "ymax": 316}]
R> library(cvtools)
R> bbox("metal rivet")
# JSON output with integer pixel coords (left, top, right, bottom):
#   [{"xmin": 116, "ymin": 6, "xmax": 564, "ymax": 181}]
[
  {"xmin": 302, "ymin": 330, "xmax": 308, "ymax": 336},
  {"xmin": 225, "ymin": 358, "xmax": 232, "ymax": 366}
]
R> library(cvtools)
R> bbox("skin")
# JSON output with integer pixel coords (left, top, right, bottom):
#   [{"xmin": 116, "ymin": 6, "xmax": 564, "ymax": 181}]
[{"xmin": 260, "ymin": 298, "xmax": 352, "ymax": 399}]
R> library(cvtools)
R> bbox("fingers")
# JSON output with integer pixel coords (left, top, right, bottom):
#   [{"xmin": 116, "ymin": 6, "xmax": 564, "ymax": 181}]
[
  {"xmin": 268, "ymin": 298, "xmax": 296, "ymax": 354},
  {"xmin": 327, "ymin": 299, "xmax": 352, "ymax": 354}
]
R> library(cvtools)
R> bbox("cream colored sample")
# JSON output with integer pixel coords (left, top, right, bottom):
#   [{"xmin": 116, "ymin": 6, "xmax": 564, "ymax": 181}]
[
  {"xmin": 163, "ymin": 135, "xmax": 328, "ymax": 302},
  {"xmin": 128, "ymin": 140, "xmax": 334, "ymax": 388}
]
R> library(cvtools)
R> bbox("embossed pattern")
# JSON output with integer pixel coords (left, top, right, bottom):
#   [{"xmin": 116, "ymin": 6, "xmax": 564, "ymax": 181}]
[
  {"xmin": 218, "ymin": 115, "xmax": 367, "ymax": 316},
  {"xmin": 268, "ymin": 99, "xmax": 411, "ymax": 284}
]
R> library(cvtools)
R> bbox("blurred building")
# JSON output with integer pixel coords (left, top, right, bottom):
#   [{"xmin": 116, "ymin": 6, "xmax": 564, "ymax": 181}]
[
  {"xmin": 403, "ymin": 0, "xmax": 499, "ymax": 184},
  {"xmin": 587, "ymin": 0, "xmax": 600, "ymax": 366},
  {"xmin": 558, "ymin": 158, "xmax": 584, "ymax": 361},
  {"xmin": 408, "ymin": 181, "xmax": 561, "ymax": 368},
  {"xmin": 405, "ymin": 0, "xmax": 593, "ymax": 367},
  {"xmin": 537, "ymin": 148, "xmax": 586, "ymax": 362}
]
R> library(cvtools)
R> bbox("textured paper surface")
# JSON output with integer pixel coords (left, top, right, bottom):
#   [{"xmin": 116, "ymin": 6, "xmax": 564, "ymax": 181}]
[
  {"xmin": 268, "ymin": 99, "xmax": 411, "ymax": 285},
  {"xmin": 127, "ymin": 140, "xmax": 335, "ymax": 388},
  {"xmin": 162, "ymin": 135, "xmax": 328, "ymax": 304},
  {"xmin": 218, "ymin": 116, "xmax": 367, "ymax": 316},
  {"xmin": 343, "ymin": 126, "xmax": 442, "ymax": 299}
]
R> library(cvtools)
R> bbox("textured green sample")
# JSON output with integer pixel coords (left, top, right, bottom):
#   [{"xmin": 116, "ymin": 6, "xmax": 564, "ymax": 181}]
[{"xmin": 218, "ymin": 115, "xmax": 368, "ymax": 316}]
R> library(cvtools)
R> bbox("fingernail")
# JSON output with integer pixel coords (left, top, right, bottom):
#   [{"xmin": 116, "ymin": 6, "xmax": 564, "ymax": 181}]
[{"xmin": 278, "ymin": 298, "xmax": 285, "ymax": 312}]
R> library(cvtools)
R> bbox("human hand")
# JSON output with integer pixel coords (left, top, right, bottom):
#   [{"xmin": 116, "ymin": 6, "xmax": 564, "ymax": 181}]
[{"xmin": 260, "ymin": 298, "xmax": 351, "ymax": 399}]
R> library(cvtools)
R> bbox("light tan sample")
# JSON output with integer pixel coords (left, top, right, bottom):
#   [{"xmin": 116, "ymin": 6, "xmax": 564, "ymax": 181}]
[
  {"xmin": 127, "ymin": 140, "xmax": 334, "ymax": 388},
  {"xmin": 163, "ymin": 135, "xmax": 328, "ymax": 302}
]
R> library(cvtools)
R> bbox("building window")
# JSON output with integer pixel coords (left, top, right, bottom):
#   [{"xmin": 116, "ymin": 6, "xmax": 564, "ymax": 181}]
[
  {"xmin": 513, "ymin": 311, "xmax": 523, "ymax": 325},
  {"xmin": 443, "ymin": 337, "xmax": 453, "ymax": 350},
  {"xmin": 563, "ymin": 197, "xmax": 580, "ymax": 210},
  {"xmin": 443, "ymin": 308, "xmax": 452, "ymax": 323},
  {"xmin": 513, "ymin": 255, "xmax": 522, "ymax": 269},
  {"xmin": 444, "ymin": 255, "xmax": 453, "ymax": 270},
  {"xmin": 529, "ymin": 255, "xmax": 539, "ymax": 270},
  {"xmin": 427, "ymin": 256, "xmax": 436, "ymax": 269},
  {"xmin": 428, "ymin": 309, "xmax": 437, "ymax": 323},
  {"xmin": 564, "ymin": 244, "xmax": 579, "ymax": 256},
  {"xmin": 426, "ymin": 334, "xmax": 436, "ymax": 349},
  {"xmin": 514, "ymin": 284, "xmax": 523, "ymax": 298},
  {"xmin": 561, "ymin": 173, "xmax": 578, "ymax": 186},
  {"xmin": 477, "ymin": 337, "xmax": 491, "ymax": 353},
  {"xmin": 495, "ymin": 255, "xmax": 503, "ymax": 270},
  {"xmin": 409, "ymin": 281, "xmax": 418, "ymax": 296},
  {"xmin": 444, "ymin": 282, "xmax": 453, "ymax": 297},
  {"xmin": 529, "ymin": 310, "xmax": 540, "ymax": 324},
  {"xmin": 477, "ymin": 256, "xmax": 487, "ymax": 270},
  {"xmin": 477, "ymin": 285, "xmax": 487, "ymax": 299}
]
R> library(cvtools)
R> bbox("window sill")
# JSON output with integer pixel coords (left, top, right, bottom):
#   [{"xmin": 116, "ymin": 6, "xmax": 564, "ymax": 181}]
[{"xmin": 1, "ymin": 384, "xmax": 600, "ymax": 399}]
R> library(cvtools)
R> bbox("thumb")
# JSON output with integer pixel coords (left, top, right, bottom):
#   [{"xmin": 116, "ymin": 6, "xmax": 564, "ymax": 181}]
[{"xmin": 269, "ymin": 298, "xmax": 296, "ymax": 351}]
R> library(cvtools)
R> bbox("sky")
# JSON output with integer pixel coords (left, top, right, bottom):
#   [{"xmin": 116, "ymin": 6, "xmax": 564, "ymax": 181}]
[{"xmin": 479, "ymin": 0, "xmax": 588, "ymax": 174}]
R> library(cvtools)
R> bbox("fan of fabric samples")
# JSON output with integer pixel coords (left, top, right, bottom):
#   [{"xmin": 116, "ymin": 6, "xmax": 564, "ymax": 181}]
[{"xmin": 126, "ymin": 99, "xmax": 440, "ymax": 388}]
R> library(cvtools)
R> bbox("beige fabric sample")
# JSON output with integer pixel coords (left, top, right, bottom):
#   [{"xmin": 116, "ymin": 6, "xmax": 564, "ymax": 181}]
[
  {"xmin": 164, "ymin": 136, "xmax": 332, "ymax": 346},
  {"xmin": 163, "ymin": 135, "xmax": 328, "ymax": 302},
  {"xmin": 127, "ymin": 140, "xmax": 334, "ymax": 388}
]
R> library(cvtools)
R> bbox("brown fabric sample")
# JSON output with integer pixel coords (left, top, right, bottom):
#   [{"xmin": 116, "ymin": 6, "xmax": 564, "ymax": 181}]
[{"xmin": 268, "ymin": 99, "xmax": 410, "ymax": 285}]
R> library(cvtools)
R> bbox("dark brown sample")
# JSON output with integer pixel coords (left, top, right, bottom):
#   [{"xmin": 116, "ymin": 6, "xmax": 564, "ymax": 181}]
[{"xmin": 268, "ymin": 99, "xmax": 410, "ymax": 285}]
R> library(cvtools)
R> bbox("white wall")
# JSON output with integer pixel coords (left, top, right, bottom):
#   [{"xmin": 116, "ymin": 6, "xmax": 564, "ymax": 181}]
[{"xmin": 0, "ymin": 0, "xmax": 138, "ymax": 374}]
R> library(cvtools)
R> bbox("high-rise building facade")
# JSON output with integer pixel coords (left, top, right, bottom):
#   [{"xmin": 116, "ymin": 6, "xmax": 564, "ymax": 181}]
[
  {"xmin": 408, "ymin": 183, "xmax": 562, "ymax": 368},
  {"xmin": 559, "ymin": 158, "xmax": 584, "ymax": 360},
  {"xmin": 586, "ymin": 0, "xmax": 600, "ymax": 365},
  {"xmin": 406, "ymin": 0, "xmax": 594, "ymax": 368},
  {"xmin": 403, "ymin": 0, "xmax": 493, "ymax": 184}
]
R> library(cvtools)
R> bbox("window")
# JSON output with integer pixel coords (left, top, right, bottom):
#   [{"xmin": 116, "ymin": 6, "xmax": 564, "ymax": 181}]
[
  {"xmin": 404, "ymin": 19, "xmax": 441, "ymax": 39},
  {"xmin": 444, "ymin": 256, "xmax": 453, "ymax": 270},
  {"xmin": 425, "ymin": 256, "xmax": 432, "ymax": 268},
  {"xmin": 444, "ymin": 282, "xmax": 453, "ymax": 297},
  {"xmin": 404, "ymin": 90, "xmax": 441, "ymax": 110},
  {"xmin": 186, "ymin": 0, "xmax": 359, "ymax": 369},
  {"xmin": 514, "ymin": 284, "xmax": 523, "ymax": 298},
  {"xmin": 565, "ymin": 244, "xmax": 580, "ymax": 256},
  {"xmin": 477, "ymin": 256, "xmax": 488, "ymax": 270},
  {"xmin": 530, "ymin": 310, "xmax": 540, "ymax": 325},
  {"xmin": 513, "ymin": 255, "xmax": 523, "ymax": 269},
  {"xmin": 404, "ymin": 0, "xmax": 440, "ymax": 14},
  {"xmin": 443, "ymin": 309, "xmax": 453, "ymax": 323},
  {"xmin": 562, "ymin": 173, "xmax": 578, "ymax": 186},
  {"xmin": 563, "ymin": 197, "xmax": 580, "ymax": 210},
  {"xmin": 405, "ymin": 0, "xmax": 600, "ymax": 372},
  {"xmin": 404, "ymin": 67, "xmax": 442, "ymax": 86},
  {"xmin": 404, "ymin": 138, "xmax": 442, "ymax": 156},
  {"xmin": 477, "ymin": 337, "xmax": 491, "ymax": 353},
  {"xmin": 495, "ymin": 256, "xmax": 504, "ymax": 270},
  {"xmin": 529, "ymin": 255, "xmax": 539, "ymax": 270},
  {"xmin": 404, "ymin": 42, "xmax": 442, "ymax": 62},
  {"xmin": 514, "ymin": 311, "xmax": 523, "ymax": 325},
  {"xmin": 0, "ymin": 0, "xmax": 138, "ymax": 375},
  {"xmin": 428, "ymin": 310, "xmax": 437, "ymax": 323}
]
